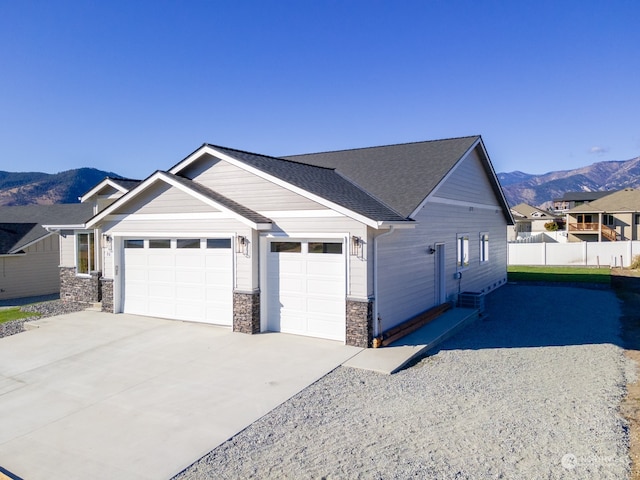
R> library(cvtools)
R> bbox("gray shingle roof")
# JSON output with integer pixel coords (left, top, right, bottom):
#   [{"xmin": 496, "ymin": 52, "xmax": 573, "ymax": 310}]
[
  {"xmin": 282, "ymin": 136, "xmax": 481, "ymax": 217},
  {"xmin": 0, "ymin": 203, "xmax": 94, "ymax": 254},
  {"xmin": 554, "ymin": 191, "xmax": 613, "ymax": 202},
  {"xmin": 109, "ymin": 178, "xmax": 141, "ymax": 190},
  {"xmin": 166, "ymin": 172, "xmax": 272, "ymax": 225},
  {"xmin": 207, "ymin": 146, "xmax": 409, "ymax": 223},
  {"xmin": 567, "ymin": 188, "xmax": 640, "ymax": 213},
  {"xmin": 511, "ymin": 203, "xmax": 558, "ymax": 218}
]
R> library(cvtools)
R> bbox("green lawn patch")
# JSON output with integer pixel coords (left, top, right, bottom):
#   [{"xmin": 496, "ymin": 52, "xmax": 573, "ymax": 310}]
[
  {"xmin": 0, "ymin": 308, "xmax": 40, "ymax": 324},
  {"xmin": 508, "ymin": 266, "xmax": 611, "ymax": 284}
]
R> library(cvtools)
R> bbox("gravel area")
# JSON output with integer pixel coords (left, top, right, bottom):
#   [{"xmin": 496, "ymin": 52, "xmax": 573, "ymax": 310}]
[
  {"xmin": 0, "ymin": 299, "xmax": 89, "ymax": 339},
  {"xmin": 175, "ymin": 284, "xmax": 635, "ymax": 479}
]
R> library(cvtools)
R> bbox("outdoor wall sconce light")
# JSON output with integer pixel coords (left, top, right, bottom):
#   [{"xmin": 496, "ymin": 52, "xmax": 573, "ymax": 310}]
[
  {"xmin": 428, "ymin": 246, "xmax": 436, "ymax": 255},
  {"xmin": 351, "ymin": 235, "xmax": 363, "ymax": 257},
  {"xmin": 236, "ymin": 235, "xmax": 248, "ymax": 255}
]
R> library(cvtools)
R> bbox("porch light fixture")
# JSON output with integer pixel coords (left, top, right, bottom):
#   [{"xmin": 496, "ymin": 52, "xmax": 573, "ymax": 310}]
[
  {"xmin": 236, "ymin": 235, "xmax": 248, "ymax": 254},
  {"xmin": 351, "ymin": 235, "xmax": 363, "ymax": 257},
  {"xmin": 428, "ymin": 246, "xmax": 436, "ymax": 255}
]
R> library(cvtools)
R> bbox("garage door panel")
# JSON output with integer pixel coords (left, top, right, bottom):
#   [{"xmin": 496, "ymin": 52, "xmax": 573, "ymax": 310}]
[
  {"xmin": 267, "ymin": 240, "xmax": 345, "ymax": 341},
  {"xmin": 123, "ymin": 238, "xmax": 232, "ymax": 326}
]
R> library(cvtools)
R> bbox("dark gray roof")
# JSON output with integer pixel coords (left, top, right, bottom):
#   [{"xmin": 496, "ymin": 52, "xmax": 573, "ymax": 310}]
[
  {"xmin": 109, "ymin": 177, "xmax": 141, "ymax": 190},
  {"xmin": 166, "ymin": 173, "xmax": 272, "ymax": 225},
  {"xmin": 282, "ymin": 136, "xmax": 481, "ymax": 217},
  {"xmin": 554, "ymin": 191, "xmax": 614, "ymax": 202},
  {"xmin": 0, "ymin": 203, "xmax": 94, "ymax": 254},
  {"xmin": 207, "ymin": 146, "xmax": 409, "ymax": 222}
]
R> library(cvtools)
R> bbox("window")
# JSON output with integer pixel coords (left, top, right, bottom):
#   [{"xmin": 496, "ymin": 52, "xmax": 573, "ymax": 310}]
[
  {"xmin": 177, "ymin": 239, "xmax": 201, "ymax": 249},
  {"xmin": 124, "ymin": 239, "xmax": 144, "ymax": 248},
  {"xmin": 76, "ymin": 232, "xmax": 95, "ymax": 275},
  {"xmin": 577, "ymin": 214, "xmax": 593, "ymax": 224},
  {"xmin": 207, "ymin": 238, "xmax": 231, "ymax": 249},
  {"xmin": 636, "ymin": 214, "xmax": 640, "ymax": 225},
  {"xmin": 270, "ymin": 242, "xmax": 301, "ymax": 253},
  {"xmin": 309, "ymin": 242, "xmax": 343, "ymax": 254},
  {"xmin": 603, "ymin": 214, "xmax": 615, "ymax": 226},
  {"xmin": 149, "ymin": 239, "xmax": 171, "ymax": 248},
  {"xmin": 480, "ymin": 233, "xmax": 489, "ymax": 263},
  {"xmin": 457, "ymin": 234, "xmax": 469, "ymax": 269}
]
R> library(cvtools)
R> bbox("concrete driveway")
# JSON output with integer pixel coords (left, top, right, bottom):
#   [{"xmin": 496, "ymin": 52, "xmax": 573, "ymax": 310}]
[{"xmin": 0, "ymin": 311, "xmax": 361, "ymax": 480}]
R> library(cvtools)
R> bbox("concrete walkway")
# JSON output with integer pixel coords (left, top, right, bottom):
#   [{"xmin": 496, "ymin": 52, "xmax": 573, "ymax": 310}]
[
  {"xmin": 344, "ymin": 307, "xmax": 479, "ymax": 374},
  {"xmin": 0, "ymin": 312, "xmax": 361, "ymax": 480}
]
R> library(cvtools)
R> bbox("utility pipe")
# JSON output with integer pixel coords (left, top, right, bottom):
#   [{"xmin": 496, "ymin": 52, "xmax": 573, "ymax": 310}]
[{"xmin": 373, "ymin": 225, "xmax": 396, "ymax": 339}]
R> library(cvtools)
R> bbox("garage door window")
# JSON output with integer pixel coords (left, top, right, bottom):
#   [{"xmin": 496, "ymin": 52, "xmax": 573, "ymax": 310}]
[
  {"xmin": 124, "ymin": 239, "xmax": 144, "ymax": 248},
  {"xmin": 149, "ymin": 239, "xmax": 171, "ymax": 249},
  {"xmin": 207, "ymin": 239, "xmax": 231, "ymax": 249},
  {"xmin": 309, "ymin": 242, "xmax": 343, "ymax": 254},
  {"xmin": 177, "ymin": 239, "xmax": 201, "ymax": 249},
  {"xmin": 270, "ymin": 242, "xmax": 301, "ymax": 253}
]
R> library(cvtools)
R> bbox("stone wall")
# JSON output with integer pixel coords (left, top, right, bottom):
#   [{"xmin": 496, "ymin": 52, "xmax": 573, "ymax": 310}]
[
  {"xmin": 60, "ymin": 267, "xmax": 101, "ymax": 303},
  {"xmin": 100, "ymin": 278, "xmax": 114, "ymax": 313},
  {"xmin": 233, "ymin": 291, "xmax": 260, "ymax": 334},
  {"xmin": 346, "ymin": 298, "xmax": 373, "ymax": 348}
]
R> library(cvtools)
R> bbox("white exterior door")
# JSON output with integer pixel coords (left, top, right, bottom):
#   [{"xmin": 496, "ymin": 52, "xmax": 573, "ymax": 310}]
[
  {"xmin": 122, "ymin": 238, "xmax": 232, "ymax": 325},
  {"xmin": 267, "ymin": 239, "xmax": 346, "ymax": 341}
]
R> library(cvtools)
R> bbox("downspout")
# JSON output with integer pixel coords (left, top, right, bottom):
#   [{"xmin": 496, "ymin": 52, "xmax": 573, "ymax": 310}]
[{"xmin": 373, "ymin": 225, "xmax": 396, "ymax": 341}]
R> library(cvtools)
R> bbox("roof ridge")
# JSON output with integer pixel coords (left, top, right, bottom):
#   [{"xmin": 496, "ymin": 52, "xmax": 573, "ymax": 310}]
[
  {"xmin": 206, "ymin": 144, "xmax": 338, "ymax": 171},
  {"xmin": 282, "ymin": 135, "xmax": 481, "ymax": 158}
]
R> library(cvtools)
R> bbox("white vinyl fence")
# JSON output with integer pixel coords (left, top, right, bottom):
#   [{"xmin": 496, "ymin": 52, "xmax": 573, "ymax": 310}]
[{"xmin": 508, "ymin": 241, "xmax": 640, "ymax": 267}]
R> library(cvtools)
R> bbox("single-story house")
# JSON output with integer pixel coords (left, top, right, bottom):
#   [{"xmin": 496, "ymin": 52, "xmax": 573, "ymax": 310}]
[
  {"xmin": 567, "ymin": 188, "xmax": 640, "ymax": 242},
  {"xmin": 509, "ymin": 203, "xmax": 564, "ymax": 242},
  {"xmin": 45, "ymin": 136, "xmax": 513, "ymax": 347},
  {"xmin": 0, "ymin": 203, "xmax": 94, "ymax": 301}
]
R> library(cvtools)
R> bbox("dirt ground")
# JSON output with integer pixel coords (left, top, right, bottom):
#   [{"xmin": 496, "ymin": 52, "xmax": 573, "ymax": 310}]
[{"xmin": 614, "ymin": 270, "xmax": 640, "ymax": 480}]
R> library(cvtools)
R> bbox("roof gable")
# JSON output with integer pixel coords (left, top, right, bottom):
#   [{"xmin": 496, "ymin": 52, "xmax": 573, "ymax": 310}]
[
  {"xmin": 80, "ymin": 177, "xmax": 142, "ymax": 203},
  {"xmin": 86, "ymin": 171, "xmax": 272, "ymax": 230}
]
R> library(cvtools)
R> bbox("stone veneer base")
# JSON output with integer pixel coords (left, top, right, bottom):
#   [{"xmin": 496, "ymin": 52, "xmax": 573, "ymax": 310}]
[
  {"xmin": 346, "ymin": 298, "xmax": 374, "ymax": 348},
  {"xmin": 233, "ymin": 291, "xmax": 260, "ymax": 334},
  {"xmin": 100, "ymin": 278, "xmax": 114, "ymax": 313},
  {"xmin": 60, "ymin": 267, "xmax": 101, "ymax": 303}
]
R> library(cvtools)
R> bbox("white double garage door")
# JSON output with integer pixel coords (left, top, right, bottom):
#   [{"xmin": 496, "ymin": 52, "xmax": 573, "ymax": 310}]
[{"xmin": 122, "ymin": 237, "xmax": 346, "ymax": 341}]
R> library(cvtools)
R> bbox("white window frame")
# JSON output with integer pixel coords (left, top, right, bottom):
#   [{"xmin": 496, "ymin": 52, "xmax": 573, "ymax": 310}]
[
  {"xmin": 480, "ymin": 232, "xmax": 489, "ymax": 263},
  {"xmin": 456, "ymin": 233, "xmax": 470, "ymax": 270},
  {"xmin": 75, "ymin": 231, "xmax": 96, "ymax": 276}
]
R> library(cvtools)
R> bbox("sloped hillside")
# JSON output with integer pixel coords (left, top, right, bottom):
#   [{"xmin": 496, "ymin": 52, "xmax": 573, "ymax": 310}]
[
  {"xmin": 0, "ymin": 168, "xmax": 120, "ymax": 206},
  {"xmin": 499, "ymin": 156, "xmax": 640, "ymax": 207}
]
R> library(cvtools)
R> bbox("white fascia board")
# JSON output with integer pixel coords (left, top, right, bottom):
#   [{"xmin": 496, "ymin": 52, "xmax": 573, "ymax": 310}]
[
  {"xmin": 0, "ymin": 253, "xmax": 26, "ymax": 257},
  {"xmin": 376, "ymin": 221, "xmax": 416, "ymax": 229},
  {"xmin": 43, "ymin": 224, "xmax": 87, "ymax": 231},
  {"xmin": 8, "ymin": 232, "xmax": 55, "ymax": 254},
  {"xmin": 172, "ymin": 145, "xmax": 383, "ymax": 229},
  {"xmin": 86, "ymin": 171, "xmax": 264, "ymax": 230},
  {"xmin": 80, "ymin": 178, "xmax": 130, "ymax": 203}
]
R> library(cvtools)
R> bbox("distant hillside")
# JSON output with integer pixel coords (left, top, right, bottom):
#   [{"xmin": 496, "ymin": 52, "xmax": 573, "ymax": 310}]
[
  {"xmin": 498, "ymin": 156, "xmax": 640, "ymax": 208},
  {"xmin": 0, "ymin": 168, "xmax": 121, "ymax": 206}
]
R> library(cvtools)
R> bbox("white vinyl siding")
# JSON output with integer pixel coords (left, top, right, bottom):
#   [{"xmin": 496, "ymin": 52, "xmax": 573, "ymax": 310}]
[
  {"xmin": 184, "ymin": 156, "xmax": 327, "ymax": 212},
  {"xmin": 0, "ymin": 236, "xmax": 60, "ymax": 300},
  {"xmin": 375, "ymin": 198, "xmax": 507, "ymax": 333},
  {"xmin": 431, "ymin": 148, "xmax": 499, "ymax": 205},
  {"xmin": 118, "ymin": 182, "xmax": 216, "ymax": 215},
  {"xmin": 59, "ymin": 231, "xmax": 76, "ymax": 267}
]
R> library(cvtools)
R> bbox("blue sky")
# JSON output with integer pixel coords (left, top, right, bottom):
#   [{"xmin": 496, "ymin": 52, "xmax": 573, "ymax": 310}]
[{"xmin": 1, "ymin": 1, "xmax": 638, "ymax": 179}]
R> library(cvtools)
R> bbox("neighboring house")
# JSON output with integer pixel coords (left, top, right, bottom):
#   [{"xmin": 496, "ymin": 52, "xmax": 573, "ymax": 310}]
[
  {"xmin": 45, "ymin": 136, "xmax": 512, "ymax": 348},
  {"xmin": 552, "ymin": 191, "xmax": 613, "ymax": 213},
  {"xmin": 0, "ymin": 203, "xmax": 94, "ymax": 301},
  {"xmin": 566, "ymin": 188, "xmax": 640, "ymax": 242},
  {"xmin": 509, "ymin": 203, "xmax": 564, "ymax": 242}
]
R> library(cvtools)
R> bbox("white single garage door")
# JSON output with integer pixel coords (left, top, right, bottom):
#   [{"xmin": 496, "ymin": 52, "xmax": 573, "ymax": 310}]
[
  {"xmin": 267, "ymin": 239, "xmax": 346, "ymax": 341},
  {"xmin": 122, "ymin": 238, "xmax": 232, "ymax": 325}
]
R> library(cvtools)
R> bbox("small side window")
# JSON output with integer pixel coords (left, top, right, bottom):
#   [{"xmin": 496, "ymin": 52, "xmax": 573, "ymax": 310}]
[
  {"xmin": 149, "ymin": 239, "xmax": 171, "ymax": 249},
  {"xmin": 270, "ymin": 242, "xmax": 301, "ymax": 253},
  {"xmin": 124, "ymin": 239, "xmax": 144, "ymax": 249},
  {"xmin": 177, "ymin": 239, "xmax": 201, "ymax": 249},
  {"xmin": 457, "ymin": 234, "xmax": 469, "ymax": 269},
  {"xmin": 207, "ymin": 239, "xmax": 231, "ymax": 249}
]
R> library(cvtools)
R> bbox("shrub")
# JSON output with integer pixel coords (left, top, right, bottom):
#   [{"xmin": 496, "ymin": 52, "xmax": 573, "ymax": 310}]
[
  {"xmin": 544, "ymin": 221, "xmax": 559, "ymax": 231},
  {"xmin": 631, "ymin": 255, "xmax": 640, "ymax": 270}
]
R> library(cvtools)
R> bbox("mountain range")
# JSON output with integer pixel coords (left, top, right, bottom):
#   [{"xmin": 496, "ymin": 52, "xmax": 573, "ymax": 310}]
[
  {"xmin": 1, "ymin": 155, "xmax": 639, "ymax": 209},
  {"xmin": 0, "ymin": 168, "xmax": 121, "ymax": 206},
  {"xmin": 498, "ymin": 156, "xmax": 640, "ymax": 208}
]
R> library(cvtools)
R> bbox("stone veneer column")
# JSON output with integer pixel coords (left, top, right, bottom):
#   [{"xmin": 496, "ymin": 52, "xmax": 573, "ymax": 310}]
[
  {"xmin": 233, "ymin": 291, "xmax": 260, "ymax": 334},
  {"xmin": 60, "ymin": 267, "xmax": 101, "ymax": 303},
  {"xmin": 346, "ymin": 298, "xmax": 374, "ymax": 348},
  {"xmin": 100, "ymin": 278, "xmax": 114, "ymax": 313}
]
